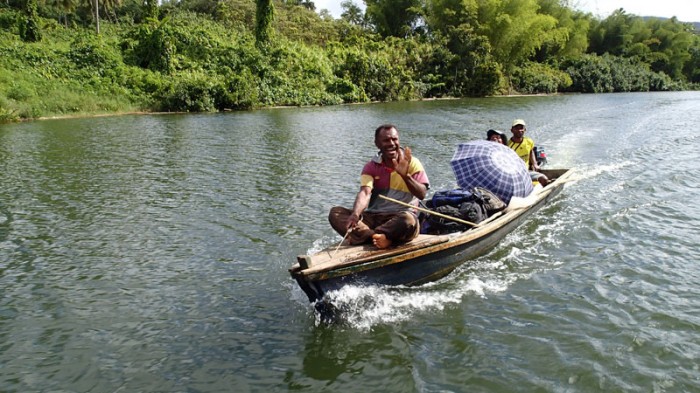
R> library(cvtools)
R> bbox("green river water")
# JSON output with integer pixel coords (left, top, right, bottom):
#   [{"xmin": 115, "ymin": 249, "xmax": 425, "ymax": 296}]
[{"xmin": 1, "ymin": 92, "xmax": 699, "ymax": 392}]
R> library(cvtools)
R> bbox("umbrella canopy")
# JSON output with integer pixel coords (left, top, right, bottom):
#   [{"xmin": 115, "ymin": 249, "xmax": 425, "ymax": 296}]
[{"xmin": 450, "ymin": 140, "xmax": 533, "ymax": 204}]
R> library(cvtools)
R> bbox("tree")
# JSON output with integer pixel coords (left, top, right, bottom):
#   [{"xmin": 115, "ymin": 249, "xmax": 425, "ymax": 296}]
[
  {"xmin": 93, "ymin": 0, "xmax": 100, "ymax": 33},
  {"xmin": 48, "ymin": 0, "xmax": 78, "ymax": 26},
  {"xmin": 587, "ymin": 8, "xmax": 637, "ymax": 56},
  {"xmin": 340, "ymin": 0, "xmax": 364, "ymax": 26},
  {"xmin": 443, "ymin": 24, "xmax": 501, "ymax": 96},
  {"xmin": 534, "ymin": 0, "xmax": 590, "ymax": 60},
  {"xmin": 144, "ymin": 0, "xmax": 158, "ymax": 19},
  {"xmin": 255, "ymin": 0, "xmax": 274, "ymax": 47},
  {"xmin": 588, "ymin": 11, "xmax": 695, "ymax": 81},
  {"xmin": 19, "ymin": 0, "xmax": 42, "ymax": 42},
  {"xmin": 645, "ymin": 18, "xmax": 693, "ymax": 80},
  {"xmin": 424, "ymin": 0, "xmax": 478, "ymax": 35},
  {"xmin": 685, "ymin": 41, "xmax": 700, "ymax": 83},
  {"xmin": 127, "ymin": 17, "xmax": 175, "ymax": 73},
  {"xmin": 475, "ymin": 0, "xmax": 558, "ymax": 81},
  {"xmin": 300, "ymin": 0, "xmax": 315, "ymax": 11},
  {"xmin": 365, "ymin": 0, "xmax": 423, "ymax": 38}
]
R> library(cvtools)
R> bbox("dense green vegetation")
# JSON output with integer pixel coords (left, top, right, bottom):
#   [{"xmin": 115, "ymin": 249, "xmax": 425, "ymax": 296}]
[{"xmin": 1, "ymin": 0, "xmax": 698, "ymax": 122}]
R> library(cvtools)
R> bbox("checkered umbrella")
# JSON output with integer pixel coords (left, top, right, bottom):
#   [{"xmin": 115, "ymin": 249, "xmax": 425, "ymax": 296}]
[{"xmin": 450, "ymin": 140, "xmax": 533, "ymax": 204}]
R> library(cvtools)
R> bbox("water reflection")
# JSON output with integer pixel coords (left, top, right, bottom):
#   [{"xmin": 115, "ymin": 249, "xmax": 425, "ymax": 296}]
[
  {"xmin": 301, "ymin": 327, "xmax": 362, "ymax": 383},
  {"xmin": 297, "ymin": 324, "xmax": 418, "ymax": 390}
]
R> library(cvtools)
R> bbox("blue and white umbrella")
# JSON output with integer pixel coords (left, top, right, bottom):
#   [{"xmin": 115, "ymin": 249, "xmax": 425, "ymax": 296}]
[{"xmin": 450, "ymin": 140, "xmax": 533, "ymax": 204}]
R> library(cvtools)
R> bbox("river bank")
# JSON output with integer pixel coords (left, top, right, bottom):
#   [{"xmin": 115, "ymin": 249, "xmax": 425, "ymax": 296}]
[{"xmin": 1, "ymin": 93, "xmax": 566, "ymax": 125}]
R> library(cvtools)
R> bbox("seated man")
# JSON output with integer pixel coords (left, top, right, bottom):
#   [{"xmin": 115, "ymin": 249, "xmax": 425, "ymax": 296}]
[
  {"xmin": 328, "ymin": 124, "xmax": 430, "ymax": 249},
  {"xmin": 506, "ymin": 119, "xmax": 548, "ymax": 187},
  {"xmin": 486, "ymin": 129, "xmax": 508, "ymax": 145}
]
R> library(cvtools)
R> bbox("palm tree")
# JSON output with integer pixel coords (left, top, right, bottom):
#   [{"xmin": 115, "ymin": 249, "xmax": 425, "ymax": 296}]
[
  {"xmin": 48, "ymin": 0, "xmax": 77, "ymax": 26},
  {"xmin": 87, "ymin": 0, "xmax": 123, "ymax": 34},
  {"xmin": 92, "ymin": 0, "xmax": 100, "ymax": 33},
  {"xmin": 341, "ymin": 0, "xmax": 364, "ymax": 25},
  {"xmin": 101, "ymin": 0, "xmax": 123, "ymax": 23}
]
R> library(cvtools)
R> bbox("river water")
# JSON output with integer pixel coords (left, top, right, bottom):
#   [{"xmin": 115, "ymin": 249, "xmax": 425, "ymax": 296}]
[{"xmin": 1, "ymin": 92, "xmax": 699, "ymax": 392}]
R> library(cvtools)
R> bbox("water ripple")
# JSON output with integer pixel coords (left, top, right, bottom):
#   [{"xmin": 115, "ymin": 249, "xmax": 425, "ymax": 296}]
[{"xmin": 2, "ymin": 94, "xmax": 700, "ymax": 391}]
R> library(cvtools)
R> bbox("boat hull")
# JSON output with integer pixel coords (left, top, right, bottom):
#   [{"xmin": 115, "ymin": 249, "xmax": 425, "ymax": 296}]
[{"xmin": 290, "ymin": 169, "xmax": 571, "ymax": 303}]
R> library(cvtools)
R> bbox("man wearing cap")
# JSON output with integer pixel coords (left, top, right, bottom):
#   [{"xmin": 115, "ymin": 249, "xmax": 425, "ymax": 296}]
[{"xmin": 508, "ymin": 119, "xmax": 548, "ymax": 186}]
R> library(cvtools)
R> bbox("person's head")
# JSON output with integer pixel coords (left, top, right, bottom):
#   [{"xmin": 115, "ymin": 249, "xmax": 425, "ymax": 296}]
[
  {"xmin": 486, "ymin": 129, "xmax": 507, "ymax": 145},
  {"xmin": 510, "ymin": 119, "xmax": 527, "ymax": 139},
  {"xmin": 374, "ymin": 124, "xmax": 400, "ymax": 162}
]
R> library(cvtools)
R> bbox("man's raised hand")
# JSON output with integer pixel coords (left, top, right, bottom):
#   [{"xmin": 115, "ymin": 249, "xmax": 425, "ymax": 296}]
[{"xmin": 394, "ymin": 146, "xmax": 412, "ymax": 177}]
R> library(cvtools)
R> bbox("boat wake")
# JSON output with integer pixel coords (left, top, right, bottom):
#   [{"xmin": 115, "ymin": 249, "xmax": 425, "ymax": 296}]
[
  {"xmin": 309, "ymin": 259, "xmax": 517, "ymax": 330},
  {"xmin": 567, "ymin": 161, "xmax": 632, "ymax": 183}
]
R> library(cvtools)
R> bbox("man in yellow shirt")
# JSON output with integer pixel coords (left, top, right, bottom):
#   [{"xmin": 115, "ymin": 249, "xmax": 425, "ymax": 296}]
[{"xmin": 507, "ymin": 119, "xmax": 548, "ymax": 186}]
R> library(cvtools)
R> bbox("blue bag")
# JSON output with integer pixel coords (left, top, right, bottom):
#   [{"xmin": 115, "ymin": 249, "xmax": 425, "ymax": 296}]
[{"xmin": 427, "ymin": 189, "xmax": 475, "ymax": 208}]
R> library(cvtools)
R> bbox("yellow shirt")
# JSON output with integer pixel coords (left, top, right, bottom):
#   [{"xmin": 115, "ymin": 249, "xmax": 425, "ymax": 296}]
[{"xmin": 508, "ymin": 137, "xmax": 535, "ymax": 166}]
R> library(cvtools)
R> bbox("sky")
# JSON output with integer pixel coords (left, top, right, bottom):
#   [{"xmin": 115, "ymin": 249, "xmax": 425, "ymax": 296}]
[{"xmin": 313, "ymin": 0, "xmax": 700, "ymax": 23}]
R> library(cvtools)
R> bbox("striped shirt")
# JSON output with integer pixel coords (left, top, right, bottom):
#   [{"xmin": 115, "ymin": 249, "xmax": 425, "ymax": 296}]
[{"xmin": 360, "ymin": 153, "xmax": 429, "ymax": 213}]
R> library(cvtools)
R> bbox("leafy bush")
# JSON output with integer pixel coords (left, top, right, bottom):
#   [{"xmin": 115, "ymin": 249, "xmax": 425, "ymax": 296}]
[
  {"xmin": 648, "ymin": 71, "xmax": 676, "ymax": 91},
  {"xmin": 68, "ymin": 33, "xmax": 123, "ymax": 75},
  {"xmin": 511, "ymin": 62, "xmax": 572, "ymax": 94},
  {"xmin": 460, "ymin": 61, "xmax": 502, "ymax": 97},
  {"xmin": 214, "ymin": 68, "xmax": 259, "ymax": 110},
  {"xmin": 0, "ymin": 96, "xmax": 19, "ymax": 122},
  {"xmin": 607, "ymin": 55, "xmax": 650, "ymax": 92},
  {"xmin": 5, "ymin": 79, "xmax": 37, "ymax": 101},
  {"xmin": 215, "ymin": 0, "xmax": 256, "ymax": 31},
  {"xmin": 156, "ymin": 70, "xmax": 218, "ymax": 111},
  {"xmin": 326, "ymin": 77, "xmax": 366, "ymax": 102},
  {"xmin": 561, "ymin": 53, "xmax": 681, "ymax": 93},
  {"xmin": 0, "ymin": 8, "xmax": 20, "ymax": 31},
  {"xmin": 114, "ymin": 66, "xmax": 165, "ymax": 99},
  {"xmin": 122, "ymin": 18, "xmax": 176, "ymax": 74},
  {"xmin": 327, "ymin": 39, "xmax": 419, "ymax": 102},
  {"xmin": 272, "ymin": 2, "xmax": 339, "ymax": 46},
  {"xmin": 562, "ymin": 54, "xmax": 614, "ymax": 93}
]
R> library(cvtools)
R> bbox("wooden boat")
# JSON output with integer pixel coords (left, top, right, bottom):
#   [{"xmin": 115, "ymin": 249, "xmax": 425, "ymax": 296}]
[{"xmin": 289, "ymin": 168, "xmax": 573, "ymax": 305}]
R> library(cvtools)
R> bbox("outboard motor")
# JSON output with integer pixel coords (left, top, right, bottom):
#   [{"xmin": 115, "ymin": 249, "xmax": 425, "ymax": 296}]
[{"xmin": 534, "ymin": 146, "xmax": 547, "ymax": 167}]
